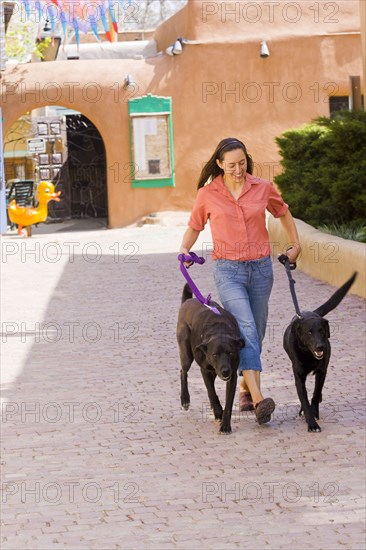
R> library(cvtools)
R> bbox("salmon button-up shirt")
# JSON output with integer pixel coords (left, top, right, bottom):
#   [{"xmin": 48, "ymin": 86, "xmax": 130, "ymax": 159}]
[{"xmin": 188, "ymin": 173, "xmax": 288, "ymax": 261}]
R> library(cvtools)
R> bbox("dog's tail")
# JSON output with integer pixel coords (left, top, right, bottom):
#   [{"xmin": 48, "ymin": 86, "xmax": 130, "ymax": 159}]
[
  {"xmin": 314, "ymin": 272, "xmax": 357, "ymax": 317},
  {"xmin": 181, "ymin": 283, "xmax": 193, "ymax": 304}
]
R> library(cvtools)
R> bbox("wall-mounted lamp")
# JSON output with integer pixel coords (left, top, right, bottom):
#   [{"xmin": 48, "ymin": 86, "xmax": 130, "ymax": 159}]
[
  {"xmin": 260, "ymin": 41, "xmax": 269, "ymax": 58},
  {"xmin": 172, "ymin": 39, "xmax": 182, "ymax": 55},
  {"xmin": 165, "ymin": 37, "xmax": 187, "ymax": 57},
  {"xmin": 124, "ymin": 74, "xmax": 134, "ymax": 88}
]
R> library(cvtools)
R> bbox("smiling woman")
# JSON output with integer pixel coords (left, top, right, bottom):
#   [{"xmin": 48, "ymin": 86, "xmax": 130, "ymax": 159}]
[
  {"xmin": 217, "ymin": 149, "xmax": 247, "ymax": 199},
  {"xmin": 179, "ymin": 137, "xmax": 301, "ymax": 426}
]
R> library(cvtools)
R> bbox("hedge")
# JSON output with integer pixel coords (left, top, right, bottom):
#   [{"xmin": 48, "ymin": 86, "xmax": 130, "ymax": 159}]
[{"xmin": 274, "ymin": 110, "xmax": 366, "ymax": 228}]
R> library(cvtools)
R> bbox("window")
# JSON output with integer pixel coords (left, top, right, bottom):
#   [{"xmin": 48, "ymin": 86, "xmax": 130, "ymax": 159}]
[
  {"xmin": 39, "ymin": 168, "xmax": 51, "ymax": 179},
  {"xmin": 37, "ymin": 122, "xmax": 48, "ymax": 136},
  {"xmin": 39, "ymin": 153, "xmax": 49, "ymax": 165},
  {"xmin": 330, "ymin": 96, "xmax": 364, "ymax": 117},
  {"xmin": 50, "ymin": 122, "xmax": 61, "ymax": 135},
  {"xmin": 51, "ymin": 153, "xmax": 62, "ymax": 164}
]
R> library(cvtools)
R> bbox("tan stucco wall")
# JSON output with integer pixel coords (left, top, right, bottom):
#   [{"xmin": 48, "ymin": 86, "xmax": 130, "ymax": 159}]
[
  {"xmin": 1, "ymin": 0, "xmax": 363, "ymax": 228},
  {"xmin": 268, "ymin": 215, "xmax": 366, "ymax": 299},
  {"xmin": 155, "ymin": 0, "xmax": 361, "ymax": 47},
  {"xmin": 360, "ymin": 0, "xmax": 366, "ymax": 96}
]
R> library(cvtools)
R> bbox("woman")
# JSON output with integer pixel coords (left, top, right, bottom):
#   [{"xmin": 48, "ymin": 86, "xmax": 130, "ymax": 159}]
[{"xmin": 179, "ymin": 137, "xmax": 300, "ymax": 425}]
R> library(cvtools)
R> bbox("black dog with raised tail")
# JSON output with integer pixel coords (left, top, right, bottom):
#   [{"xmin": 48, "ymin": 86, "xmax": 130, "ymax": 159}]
[{"xmin": 283, "ymin": 272, "xmax": 357, "ymax": 432}]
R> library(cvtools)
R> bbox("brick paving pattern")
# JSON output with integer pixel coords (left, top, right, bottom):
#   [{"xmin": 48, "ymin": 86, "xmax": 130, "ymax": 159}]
[{"xmin": 1, "ymin": 215, "xmax": 365, "ymax": 549}]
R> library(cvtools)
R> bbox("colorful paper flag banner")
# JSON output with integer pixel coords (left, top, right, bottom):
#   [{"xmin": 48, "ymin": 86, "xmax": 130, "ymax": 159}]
[{"xmin": 19, "ymin": 0, "xmax": 133, "ymax": 45}]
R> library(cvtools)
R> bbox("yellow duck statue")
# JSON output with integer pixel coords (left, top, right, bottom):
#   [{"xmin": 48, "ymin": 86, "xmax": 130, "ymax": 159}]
[{"xmin": 8, "ymin": 181, "xmax": 61, "ymax": 237}]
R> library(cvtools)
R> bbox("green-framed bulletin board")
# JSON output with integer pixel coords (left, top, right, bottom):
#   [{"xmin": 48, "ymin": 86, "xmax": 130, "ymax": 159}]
[{"xmin": 128, "ymin": 94, "xmax": 175, "ymax": 189}]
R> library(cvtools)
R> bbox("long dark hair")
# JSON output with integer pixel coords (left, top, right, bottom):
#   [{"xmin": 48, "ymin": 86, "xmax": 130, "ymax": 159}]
[{"xmin": 197, "ymin": 138, "xmax": 253, "ymax": 190}]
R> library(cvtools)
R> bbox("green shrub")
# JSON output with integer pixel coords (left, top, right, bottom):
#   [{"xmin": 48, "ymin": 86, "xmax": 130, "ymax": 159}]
[
  {"xmin": 317, "ymin": 223, "xmax": 366, "ymax": 243},
  {"xmin": 275, "ymin": 110, "xmax": 366, "ymax": 228}
]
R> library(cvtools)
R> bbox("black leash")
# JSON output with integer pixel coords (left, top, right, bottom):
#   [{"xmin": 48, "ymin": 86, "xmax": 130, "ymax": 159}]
[{"xmin": 278, "ymin": 254, "xmax": 303, "ymax": 319}]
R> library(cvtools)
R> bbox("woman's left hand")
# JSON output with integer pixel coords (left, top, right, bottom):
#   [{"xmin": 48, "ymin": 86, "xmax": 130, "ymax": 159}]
[{"xmin": 286, "ymin": 245, "xmax": 301, "ymax": 264}]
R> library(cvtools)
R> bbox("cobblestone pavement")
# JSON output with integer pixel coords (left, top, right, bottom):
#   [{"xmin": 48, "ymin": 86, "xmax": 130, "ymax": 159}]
[{"xmin": 1, "ymin": 215, "xmax": 365, "ymax": 550}]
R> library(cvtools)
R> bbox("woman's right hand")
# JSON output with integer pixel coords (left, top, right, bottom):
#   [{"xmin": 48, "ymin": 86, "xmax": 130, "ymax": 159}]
[
  {"xmin": 179, "ymin": 227, "xmax": 201, "ymax": 267},
  {"xmin": 179, "ymin": 247, "xmax": 194, "ymax": 267}
]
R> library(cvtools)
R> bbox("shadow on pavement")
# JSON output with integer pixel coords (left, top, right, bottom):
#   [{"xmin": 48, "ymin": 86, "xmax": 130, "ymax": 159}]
[{"xmin": 1, "ymin": 249, "xmax": 365, "ymax": 548}]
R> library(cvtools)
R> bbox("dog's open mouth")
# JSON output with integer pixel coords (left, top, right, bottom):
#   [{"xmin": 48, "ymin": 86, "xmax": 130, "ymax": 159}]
[
  {"xmin": 313, "ymin": 350, "xmax": 324, "ymax": 360},
  {"xmin": 221, "ymin": 375, "xmax": 231, "ymax": 381}
]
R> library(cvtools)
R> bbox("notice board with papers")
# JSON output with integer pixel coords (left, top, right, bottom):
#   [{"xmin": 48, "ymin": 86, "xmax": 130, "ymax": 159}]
[{"xmin": 128, "ymin": 94, "xmax": 174, "ymax": 188}]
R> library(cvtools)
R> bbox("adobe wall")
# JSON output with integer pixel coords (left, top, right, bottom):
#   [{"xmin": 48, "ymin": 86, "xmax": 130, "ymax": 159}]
[
  {"xmin": 268, "ymin": 215, "xmax": 366, "ymax": 299},
  {"xmin": 0, "ymin": 0, "xmax": 363, "ymax": 228},
  {"xmin": 155, "ymin": 0, "xmax": 362, "ymax": 48}
]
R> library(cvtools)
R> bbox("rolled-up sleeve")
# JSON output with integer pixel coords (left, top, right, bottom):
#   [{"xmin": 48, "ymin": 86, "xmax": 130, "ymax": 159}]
[
  {"xmin": 267, "ymin": 183, "xmax": 288, "ymax": 218},
  {"xmin": 188, "ymin": 188, "xmax": 209, "ymax": 231}
]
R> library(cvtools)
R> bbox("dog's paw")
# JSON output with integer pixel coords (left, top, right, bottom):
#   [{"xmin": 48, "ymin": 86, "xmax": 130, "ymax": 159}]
[
  {"xmin": 212, "ymin": 405, "xmax": 223, "ymax": 421},
  {"xmin": 308, "ymin": 420, "xmax": 321, "ymax": 432},
  {"xmin": 219, "ymin": 423, "xmax": 232, "ymax": 435},
  {"xmin": 180, "ymin": 390, "xmax": 190, "ymax": 410},
  {"xmin": 310, "ymin": 400, "xmax": 320, "ymax": 418}
]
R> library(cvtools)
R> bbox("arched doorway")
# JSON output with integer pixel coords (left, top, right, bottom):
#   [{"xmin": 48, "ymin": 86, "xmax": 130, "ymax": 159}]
[{"xmin": 4, "ymin": 106, "xmax": 108, "ymax": 228}]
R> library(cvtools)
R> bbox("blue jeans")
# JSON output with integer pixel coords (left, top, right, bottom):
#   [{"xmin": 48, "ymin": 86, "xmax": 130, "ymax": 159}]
[{"xmin": 214, "ymin": 256, "xmax": 273, "ymax": 373}]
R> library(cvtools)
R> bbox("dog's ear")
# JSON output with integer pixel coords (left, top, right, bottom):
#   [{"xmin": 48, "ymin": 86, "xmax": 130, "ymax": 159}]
[
  {"xmin": 227, "ymin": 336, "xmax": 245, "ymax": 348},
  {"xmin": 195, "ymin": 343, "xmax": 208, "ymax": 355},
  {"xmin": 294, "ymin": 320, "xmax": 303, "ymax": 337},
  {"xmin": 324, "ymin": 320, "xmax": 330, "ymax": 339},
  {"xmin": 237, "ymin": 338, "xmax": 245, "ymax": 349}
]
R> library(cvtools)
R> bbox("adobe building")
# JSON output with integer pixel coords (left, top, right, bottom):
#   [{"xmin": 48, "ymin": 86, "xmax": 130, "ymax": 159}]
[{"xmin": 0, "ymin": 0, "xmax": 364, "ymax": 228}]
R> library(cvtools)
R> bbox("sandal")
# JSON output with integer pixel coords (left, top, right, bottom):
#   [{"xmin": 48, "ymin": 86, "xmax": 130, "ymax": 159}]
[
  {"xmin": 239, "ymin": 391, "xmax": 254, "ymax": 412},
  {"xmin": 255, "ymin": 398, "xmax": 275, "ymax": 424}
]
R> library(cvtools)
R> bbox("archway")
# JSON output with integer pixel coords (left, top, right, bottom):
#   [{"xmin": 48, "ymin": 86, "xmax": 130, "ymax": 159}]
[{"xmin": 4, "ymin": 106, "xmax": 108, "ymax": 230}]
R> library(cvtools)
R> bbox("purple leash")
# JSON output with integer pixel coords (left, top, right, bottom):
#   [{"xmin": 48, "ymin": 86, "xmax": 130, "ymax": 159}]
[{"xmin": 178, "ymin": 252, "xmax": 221, "ymax": 315}]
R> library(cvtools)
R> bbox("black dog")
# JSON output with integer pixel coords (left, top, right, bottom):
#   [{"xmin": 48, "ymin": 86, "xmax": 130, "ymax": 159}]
[
  {"xmin": 283, "ymin": 272, "xmax": 357, "ymax": 432},
  {"xmin": 177, "ymin": 284, "xmax": 244, "ymax": 434}
]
